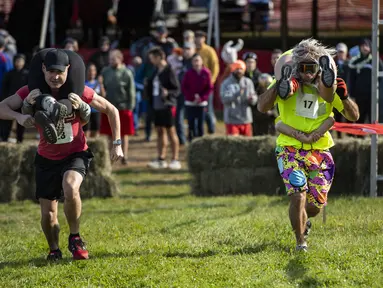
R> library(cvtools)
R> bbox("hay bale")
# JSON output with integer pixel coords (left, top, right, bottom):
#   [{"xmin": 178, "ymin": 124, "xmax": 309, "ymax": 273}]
[
  {"xmin": 87, "ymin": 137, "xmax": 112, "ymax": 174},
  {"xmin": 0, "ymin": 143, "xmax": 24, "ymax": 202},
  {"xmin": 191, "ymin": 168, "xmax": 255, "ymax": 196},
  {"xmin": 81, "ymin": 172, "xmax": 119, "ymax": 199},
  {"xmin": 332, "ymin": 138, "xmax": 383, "ymax": 196},
  {"xmin": 330, "ymin": 138, "xmax": 361, "ymax": 196},
  {"xmin": 79, "ymin": 138, "xmax": 118, "ymax": 199},
  {"xmin": 191, "ymin": 167, "xmax": 283, "ymax": 196},
  {"xmin": 188, "ymin": 136, "xmax": 383, "ymax": 197},
  {"xmin": 187, "ymin": 135, "xmax": 276, "ymax": 173},
  {"xmin": 252, "ymin": 167, "xmax": 285, "ymax": 196},
  {"xmin": 355, "ymin": 139, "xmax": 372, "ymax": 195},
  {"xmin": 0, "ymin": 138, "xmax": 116, "ymax": 202},
  {"xmin": 16, "ymin": 143, "xmax": 37, "ymax": 201}
]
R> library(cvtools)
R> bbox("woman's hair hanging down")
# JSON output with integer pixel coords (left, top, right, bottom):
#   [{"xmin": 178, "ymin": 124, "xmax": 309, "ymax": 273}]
[{"xmin": 292, "ymin": 38, "xmax": 337, "ymax": 78}]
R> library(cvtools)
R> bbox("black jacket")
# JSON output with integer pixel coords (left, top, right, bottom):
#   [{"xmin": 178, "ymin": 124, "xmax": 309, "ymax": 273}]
[
  {"xmin": 145, "ymin": 65, "xmax": 180, "ymax": 107},
  {"xmin": 2, "ymin": 68, "xmax": 28, "ymax": 100},
  {"xmin": 88, "ymin": 51, "xmax": 110, "ymax": 75},
  {"xmin": 245, "ymin": 68, "xmax": 262, "ymax": 93},
  {"xmin": 334, "ymin": 57, "xmax": 350, "ymax": 84},
  {"xmin": 348, "ymin": 54, "xmax": 383, "ymax": 100}
]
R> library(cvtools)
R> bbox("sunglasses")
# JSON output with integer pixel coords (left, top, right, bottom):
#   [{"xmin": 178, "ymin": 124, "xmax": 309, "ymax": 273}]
[{"xmin": 298, "ymin": 62, "xmax": 320, "ymax": 74}]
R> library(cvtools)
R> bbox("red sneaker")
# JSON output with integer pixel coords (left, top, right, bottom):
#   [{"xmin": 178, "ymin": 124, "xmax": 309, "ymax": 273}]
[{"xmin": 68, "ymin": 236, "xmax": 89, "ymax": 260}]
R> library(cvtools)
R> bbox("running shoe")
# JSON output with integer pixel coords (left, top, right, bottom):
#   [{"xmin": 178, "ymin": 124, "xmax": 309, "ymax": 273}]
[
  {"xmin": 68, "ymin": 236, "xmax": 89, "ymax": 260},
  {"xmin": 277, "ymin": 64, "xmax": 293, "ymax": 99},
  {"xmin": 49, "ymin": 101, "xmax": 67, "ymax": 137},
  {"xmin": 47, "ymin": 249, "xmax": 63, "ymax": 261},
  {"xmin": 304, "ymin": 219, "xmax": 312, "ymax": 239},
  {"xmin": 34, "ymin": 111, "xmax": 58, "ymax": 144},
  {"xmin": 147, "ymin": 159, "xmax": 168, "ymax": 169},
  {"xmin": 296, "ymin": 244, "xmax": 308, "ymax": 252},
  {"xmin": 319, "ymin": 55, "xmax": 335, "ymax": 88}
]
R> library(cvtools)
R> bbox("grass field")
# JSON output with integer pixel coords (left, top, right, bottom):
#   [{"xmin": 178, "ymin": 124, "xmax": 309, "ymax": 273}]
[
  {"xmin": 1, "ymin": 131, "xmax": 383, "ymax": 287},
  {"xmin": 0, "ymin": 166, "xmax": 383, "ymax": 287}
]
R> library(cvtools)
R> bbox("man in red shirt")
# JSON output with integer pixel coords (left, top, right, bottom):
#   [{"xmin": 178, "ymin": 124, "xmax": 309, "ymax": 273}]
[{"xmin": 0, "ymin": 49, "xmax": 123, "ymax": 261}]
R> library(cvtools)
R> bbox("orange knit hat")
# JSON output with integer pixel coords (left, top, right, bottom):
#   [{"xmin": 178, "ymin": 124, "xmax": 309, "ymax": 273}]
[{"xmin": 230, "ymin": 60, "xmax": 246, "ymax": 72}]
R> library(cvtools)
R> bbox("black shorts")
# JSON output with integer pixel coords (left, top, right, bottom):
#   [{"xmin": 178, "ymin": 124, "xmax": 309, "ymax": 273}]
[
  {"xmin": 83, "ymin": 112, "xmax": 101, "ymax": 132},
  {"xmin": 34, "ymin": 149, "xmax": 94, "ymax": 200},
  {"xmin": 153, "ymin": 107, "xmax": 175, "ymax": 128}
]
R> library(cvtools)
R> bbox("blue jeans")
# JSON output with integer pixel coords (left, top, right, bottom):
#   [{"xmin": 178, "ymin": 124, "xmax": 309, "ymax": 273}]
[
  {"xmin": 205, "ymin": 92, "xmax": 216, "ymax": 134},
  {"xmin": 175, "ymin": 94, "xmax": 186, "ymax": 145},
  {"xmin": 133, "ymin": 91, "xmax": 142, "ymax": 132},
  {"xmin": 187, "ymin": 106, "xmax": 205, "ymax": 141}
]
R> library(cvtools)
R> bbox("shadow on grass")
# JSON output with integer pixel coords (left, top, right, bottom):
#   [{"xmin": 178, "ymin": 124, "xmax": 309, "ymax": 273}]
[
  {"xmin": 164, "ymin": 250, "xmax": 217, "ymax": 258},
  {"xmin": 160, "ymin": 201, "xmax": 257, "ymax": 233},
  {"xmin": 285, "ymin": 255, "xmax": 309, "ymax": 286},
  {"xmin": 114, "ymin": 168, "xmax": 189, "ymax": 176},
  {"xmin": 120, "ymin": 179, "xmax": 191, "ymax": 187},
  {"xmin": 0, "ymin": 257, "xmax": 75, "ymax": 269},
  {"xmin": 93, "ymin": 203, "xmax": 230, "ymax": 215},
  {"xmin": 160, "ymin": 219, "xmax": 199, "ymax": 233},
  {"xmin": 0, "ymin": 250, "xmax": 151, "ymax": 269},
  {"xmin": 297, "ymin": 276, "xmax": 326, "ymax": 288},
  {"xmin": 121, "ymin": 192, "xmax": 190, "ymax": 200},
  {"xmin": 231, "ymin": 241, "xmax": 291, "ymax": 255}
]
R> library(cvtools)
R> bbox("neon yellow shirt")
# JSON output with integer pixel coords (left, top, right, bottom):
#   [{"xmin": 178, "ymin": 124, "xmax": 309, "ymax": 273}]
[
  {"xmin": 270, "ymin": 48, "xmax": 344, "ymax": 150},
  {"xmin": 275, "ymin": 87, "xmax": 344, "ymax": 150}
]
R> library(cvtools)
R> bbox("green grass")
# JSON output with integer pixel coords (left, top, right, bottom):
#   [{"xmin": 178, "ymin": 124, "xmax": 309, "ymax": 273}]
[{"xmin": 0, "ymin": 168, "xmax": 383, "ymax": 287}]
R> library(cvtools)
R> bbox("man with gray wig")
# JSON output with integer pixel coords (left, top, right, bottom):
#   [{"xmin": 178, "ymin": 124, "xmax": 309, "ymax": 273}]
[{"xmin": 258, "ymin": 38, "xmax": 359, "ymax": 252}]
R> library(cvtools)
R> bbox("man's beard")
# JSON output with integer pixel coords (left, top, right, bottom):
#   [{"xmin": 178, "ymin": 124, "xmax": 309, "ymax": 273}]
[{"xmin": 233, "ymin": 73, "xmax": 243, "ymax": 80}]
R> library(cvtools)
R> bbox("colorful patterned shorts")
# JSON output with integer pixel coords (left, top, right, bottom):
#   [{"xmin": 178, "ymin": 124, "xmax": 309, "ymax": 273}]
[{"xmin": 275, "ymin": 146, "xmax": 335, "ymax": 209}]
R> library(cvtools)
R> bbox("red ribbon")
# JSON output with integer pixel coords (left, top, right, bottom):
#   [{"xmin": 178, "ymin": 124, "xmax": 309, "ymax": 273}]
[{"xmin": 331, "ymin": 122, "xmax": 383, "ymax": 135}]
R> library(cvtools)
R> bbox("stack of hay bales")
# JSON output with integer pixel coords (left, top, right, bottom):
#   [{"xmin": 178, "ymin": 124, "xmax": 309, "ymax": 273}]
[
  {"xmin": 0, "ymin": 138, "xmax": 118, "ymax": 203},
  {"xmin": 187, "ymin": 136, "xmax": 284, "ymax": 196},
  {"xmin": 330, "ymin": 138, "xmax": 383, "ymax": 196},
  {"xmin": 16, "ymin": 142, "xmax": 38, "ymax": 201},
  {"xmin": 188, "ymin": 136, "xmax": 383, "ymax": 197},
  {"xmin": 0, "ymin": 143, "xmax": 26, "ymax": 202},
  {"xmin": 81, "ymin": 138, "xmax": 119, "ymax": 199}
]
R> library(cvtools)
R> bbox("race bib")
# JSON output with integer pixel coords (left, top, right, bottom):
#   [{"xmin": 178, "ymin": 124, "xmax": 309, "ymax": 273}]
[
  {"xmin": 55, "ymin": 123, "xmax": 74, "ymax": 144},
  {"xmin": 295, "ymin": 93, "xmax": 319, "ymax": 119}
]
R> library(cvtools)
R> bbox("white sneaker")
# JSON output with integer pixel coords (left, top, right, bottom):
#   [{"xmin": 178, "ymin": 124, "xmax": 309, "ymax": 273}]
[
  {"xmin": 169, "ymin": 160, "xmax": 182, "ymax": 170},
  {"xmin": 295, "ymin": 242, "xmax": 308, "ymax": 252},
  {"xmin": 147, "ymin": 159, "xmax": 168, "ymax": 169}
]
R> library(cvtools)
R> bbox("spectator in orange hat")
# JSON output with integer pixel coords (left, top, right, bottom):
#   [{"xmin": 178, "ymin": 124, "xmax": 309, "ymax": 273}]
[{"xmin": 220, "ymin": 60, "xmax": 257, "ymax": 137}]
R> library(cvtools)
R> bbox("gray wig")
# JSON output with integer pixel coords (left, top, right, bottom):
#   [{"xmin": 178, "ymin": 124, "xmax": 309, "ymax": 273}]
[{"xmin": 292, "ymin": 38, "xmax": 337, "ymax": 78}]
